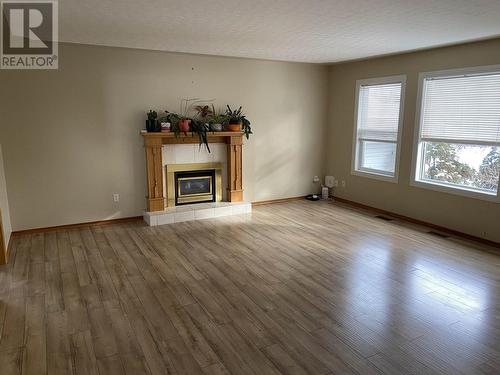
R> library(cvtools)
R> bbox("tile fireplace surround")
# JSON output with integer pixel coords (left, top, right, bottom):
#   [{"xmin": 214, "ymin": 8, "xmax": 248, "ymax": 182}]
[
  {"xmin": 142, "ymin": 133, "xmax": 250, "ymax": 226},
  {"xmin": 144, "ymin": 201, "xmax": 252, "ymax": 226}
]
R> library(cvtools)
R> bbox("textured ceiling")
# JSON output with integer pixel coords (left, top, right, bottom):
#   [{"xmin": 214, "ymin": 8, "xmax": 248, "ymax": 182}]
[{"xmin": 60, "ymin": 0, "xmax": 500, "ymax": 63}]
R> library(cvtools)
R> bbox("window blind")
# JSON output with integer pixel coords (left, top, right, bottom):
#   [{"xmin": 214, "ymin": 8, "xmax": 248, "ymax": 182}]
[
  {"xmin": 360, "ymin": 141, "xmax": 396, "ymax": 173},
  {"xmin": 358, "ymin": 83, "xmax": 402, "ymax": 142},
  {"xmin": 421, "ymin": 73, "xmax": 500, "ymax": 145}
]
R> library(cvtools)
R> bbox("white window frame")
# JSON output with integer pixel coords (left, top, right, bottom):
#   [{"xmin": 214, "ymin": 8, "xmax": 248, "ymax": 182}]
[
  {"xmin": 351, "ymin": 75, "xmax": 406, "ymax": 183},
  {"xmin": 410, "ymin": 65, "xmax": 500, "ymax": 203}
]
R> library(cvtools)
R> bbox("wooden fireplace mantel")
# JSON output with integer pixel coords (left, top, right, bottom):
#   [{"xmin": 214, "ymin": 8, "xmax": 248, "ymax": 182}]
[{"xmin": 142, "ymin": 131, "xmax": 244, "ymax": 211}]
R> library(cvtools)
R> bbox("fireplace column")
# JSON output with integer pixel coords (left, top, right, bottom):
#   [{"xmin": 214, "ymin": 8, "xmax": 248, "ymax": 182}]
[
  {"xmin": 144, "ymin": 135, "xmax": 165, "ymax": 211},
  {"xmin": 227, "ymin": 135, "xmax": 243, "ymax": 202}
]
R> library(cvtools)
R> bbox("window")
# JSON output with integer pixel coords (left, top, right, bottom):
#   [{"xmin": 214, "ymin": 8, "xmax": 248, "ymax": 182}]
[
  {"xmin": 352, "ymin": 76, "xmax": 406, "ymax": 182},
  {"xmin": 412, "ymin": 66, "xmax": 500, "ymax": 201}
]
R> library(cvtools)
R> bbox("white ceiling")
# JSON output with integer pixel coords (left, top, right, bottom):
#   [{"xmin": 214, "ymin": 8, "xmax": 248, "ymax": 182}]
[{"xmin": 60, "ymin": 0, "xmax": 500, "ymax": 63}]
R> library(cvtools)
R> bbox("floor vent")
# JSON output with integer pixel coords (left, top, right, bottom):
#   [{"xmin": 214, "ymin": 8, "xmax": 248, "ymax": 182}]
[
  {"xmin": 375, "ymin": 215, "xmax": 393, "ymax": 221},
  {"xmin": 428, "ymin": 230, "xmax": 450, "ymax": 238}
]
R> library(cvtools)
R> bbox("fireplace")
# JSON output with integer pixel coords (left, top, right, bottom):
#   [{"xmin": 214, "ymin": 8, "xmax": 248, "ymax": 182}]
[
  {"xmin": 175, "ymin": 170, "xmax": 215, "ymax": 205},
  {"xmin": 166, "ymin": 162, "xmax": 222, "ymax": 207}
]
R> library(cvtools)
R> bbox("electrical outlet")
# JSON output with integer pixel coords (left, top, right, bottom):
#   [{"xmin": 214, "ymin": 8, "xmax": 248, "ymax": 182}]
[
  {"xmin": 313, "ymin": 176, "xmax": 320, "ymax": 183},
  {"xmin": 341, "ymin": 180, "xmax": 346, "ymax": 188},
  {"xmin": 113, "ymin": 193, "xmax": 120, "ymax": 202},
  {"xmin": 333, "ymin": 179, "xmax": 339, "ymax": 187}
]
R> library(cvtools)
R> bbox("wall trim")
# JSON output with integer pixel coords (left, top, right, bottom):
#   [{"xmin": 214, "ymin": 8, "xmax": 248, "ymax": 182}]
[
  {"xmin": 0, "ymin": 220, "xmax": 4, "ymax": 265},
  {"xmin": 5, "ymin": 235, "xmax": 13, "ymax": 264},
  {"xmin": 333, "ymin": 196, "xmax": 500, "ymax": 249},
  {"xmin": 12, "ymin": 197, "xmax": 308, "ymax": 235},
  {"xmin": 12, "ymin": 216, "xmax": 143, "ymax": 236},
  {"xmin": 12, "ymin": 197, "xmax": 306, "ymax": 235},
  {"xmin": 252, "ymin": 196, "xmax": 306, "ymax": 206}
]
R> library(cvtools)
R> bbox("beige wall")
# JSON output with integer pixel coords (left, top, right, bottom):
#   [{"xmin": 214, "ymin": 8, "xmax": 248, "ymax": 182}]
[
  {"xmin": 0, "ymin": 43, "xmax": 328, "ymax": 231},
  {"xmin": 0, "ymin": 145, "xmax": 12, "ymax": 250},
  {"xmin": 326, "ymin": 38, "xmax": 500, "ymax": 243},
  {"xmin": 2, "ymin": 39, "xmax": 498, "ymax": 240}
]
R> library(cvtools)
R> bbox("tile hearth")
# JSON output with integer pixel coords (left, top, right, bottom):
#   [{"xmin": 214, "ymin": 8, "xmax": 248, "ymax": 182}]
[{"xmin": 143, "ymin": 201, "xmax": 252, "ymax": 226}]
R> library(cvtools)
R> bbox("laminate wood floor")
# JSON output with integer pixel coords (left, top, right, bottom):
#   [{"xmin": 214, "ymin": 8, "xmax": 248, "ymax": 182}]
[{"xmin": 0, "ymin": 200, "xmax": 499, "ymax": 375}]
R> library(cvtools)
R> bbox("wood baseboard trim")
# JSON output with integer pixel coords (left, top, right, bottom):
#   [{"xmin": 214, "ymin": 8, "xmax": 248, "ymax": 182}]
[
  {"xmin": 12, "ymin": 216, "xmax": 143, "ymax": 236},
  {"xmin": 0, "ymin": 235, "xmax": 6, "ymax": 265},
  {"xmin": 252, "ymin": 196, "xmax": 306, "ymax": 207},
  {"xmin": 5, "ymin": 235, "xmax": 13, "ymax": 264},
  {"xmin": 0, "ymin": 234, "xmax": 15, "ymax": 265},
  {"xmin": 333, "ymin": 196, "xmax": 500, "ymax": 249}
]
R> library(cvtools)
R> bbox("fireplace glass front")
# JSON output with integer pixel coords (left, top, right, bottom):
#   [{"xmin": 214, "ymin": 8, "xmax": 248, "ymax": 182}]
[{"xmin": 175, "ymin": 169, "xmax": 216, "ymax": 205}]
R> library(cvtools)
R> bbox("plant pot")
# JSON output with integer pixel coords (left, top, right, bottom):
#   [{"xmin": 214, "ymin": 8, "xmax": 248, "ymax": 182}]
[
  {"xmin": 210, "ymin": 123, "xmax": 223, "ymax": 132},
  {"xmin": 226, "ymin": 123, "xmax": 242, "ymax": 132},
  {"xmin": 145, "ymin": 119, "xmax": 159, "ymax": 132},
  {"xmin": 160, "ymin": 122, "xmax": 171, "ymax": 132},
  {"xmin": 179, "ymin": 119, "xmax": 191, "ymax": 132}
]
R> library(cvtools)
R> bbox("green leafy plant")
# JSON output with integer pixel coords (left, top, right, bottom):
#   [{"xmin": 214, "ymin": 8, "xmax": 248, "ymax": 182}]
[
  {"xmin": 147, "ymin": 110, "xmax": 157, "ymax": 121},
  {"xmin": 224, "ymin": 105, "xmax": 252, "ymax": 139},
  {"xmin": 150, "ymin": 100, "xmax": 252, "ymax": 151},
  {"xmin": 194, "ymin": 105, "xmax": 213, "ymax": 119},
  {"xmin": 145, "ymin": 110, "xmax": 160, "ymax": 132},
  {"xmin": 162, "ymin": 107, "xmax": 210, "ymax": 151},
  {"xmin": 193, "ymin": 103, "xmax": 227, "ymax": 132},
  {"xmin": 208, "ymin": 113, "xmax": 227, "ymax": 125},
  {"xmin": 157, "ymin": 110, "xmax": 178, "ymax": 134},
  {"xmin": 191, "ymin": 119, "xmax": 211, "ymax": 153},
  {"xmin": 200, "ymin": 105, "xmax": 227, "ymax": 127},
  {"xmin": 179, "ymin": 98, "xmax": 213, "ymax": 119},
  {"xmin": 158, "ymin": 110, "xmax": 170, "ymax": 123},
  {"xmin": 160, "ymin": 110, "xmax": 181, "ymax": 136}
]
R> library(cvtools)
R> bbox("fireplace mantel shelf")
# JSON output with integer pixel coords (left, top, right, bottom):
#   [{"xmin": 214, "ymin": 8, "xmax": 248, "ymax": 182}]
[
  {"xmin": 142, "ymin": 131, "xmax": 244, "ymax": 212},
  {"xmin": 142, "ymin": 131, "xmax": 242, "ymax": 137},
  {"xmin": 142, "ymin": 131, "xmax": 243, "ymax": 145}
]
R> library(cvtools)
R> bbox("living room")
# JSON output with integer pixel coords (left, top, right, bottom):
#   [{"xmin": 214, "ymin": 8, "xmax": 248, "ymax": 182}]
[{"xmin": 0, "ymin": 1, "xmax": 499, "ymax": 374}]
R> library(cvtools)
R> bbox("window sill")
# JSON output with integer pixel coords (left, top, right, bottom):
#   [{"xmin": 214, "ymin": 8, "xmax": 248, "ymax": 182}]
[
  {"xmin": 410, "ymin": 179, "xmax": 500, "ymax": 203},
  {"xmin": 351, "ymin": 169, "xmax": 398, "ymax": 183}
]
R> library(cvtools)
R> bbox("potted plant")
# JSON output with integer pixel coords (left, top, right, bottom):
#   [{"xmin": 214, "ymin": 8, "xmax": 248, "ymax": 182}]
[
  {"xmin": 196, "ymin": 104, "xmax": 225, "ymax": 132},
  {"xmin": 158, "ymin": 110, "xmax": 171, "ymax": 132},
  {"xmin": 224, "ymin": 105, "xmax": 253, "ymax": 139},
  {"xmin": 194, "ymin": 104, "xmax": 213, "ymax": 119},
  {"xmin": 163, "ymin": 100, "xmax": 211, "ymax": 151},
  {"xmin": 178, "ymin": 118, "xmax": 191, "ymax": 132},
  {"xmin": 208, "ymin": 113, "xmax": 226, "ymax": 132},
  {"xmin": 146, "ymin": 110, "xmax": 160, "ymax": 132},
  {"xmin": 194, "ymin": 104, "xmax": 213, "ymax": 132},
  {"xmin": 178, "ymin": 98, "xmax": 205, "ymax": 132}
]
